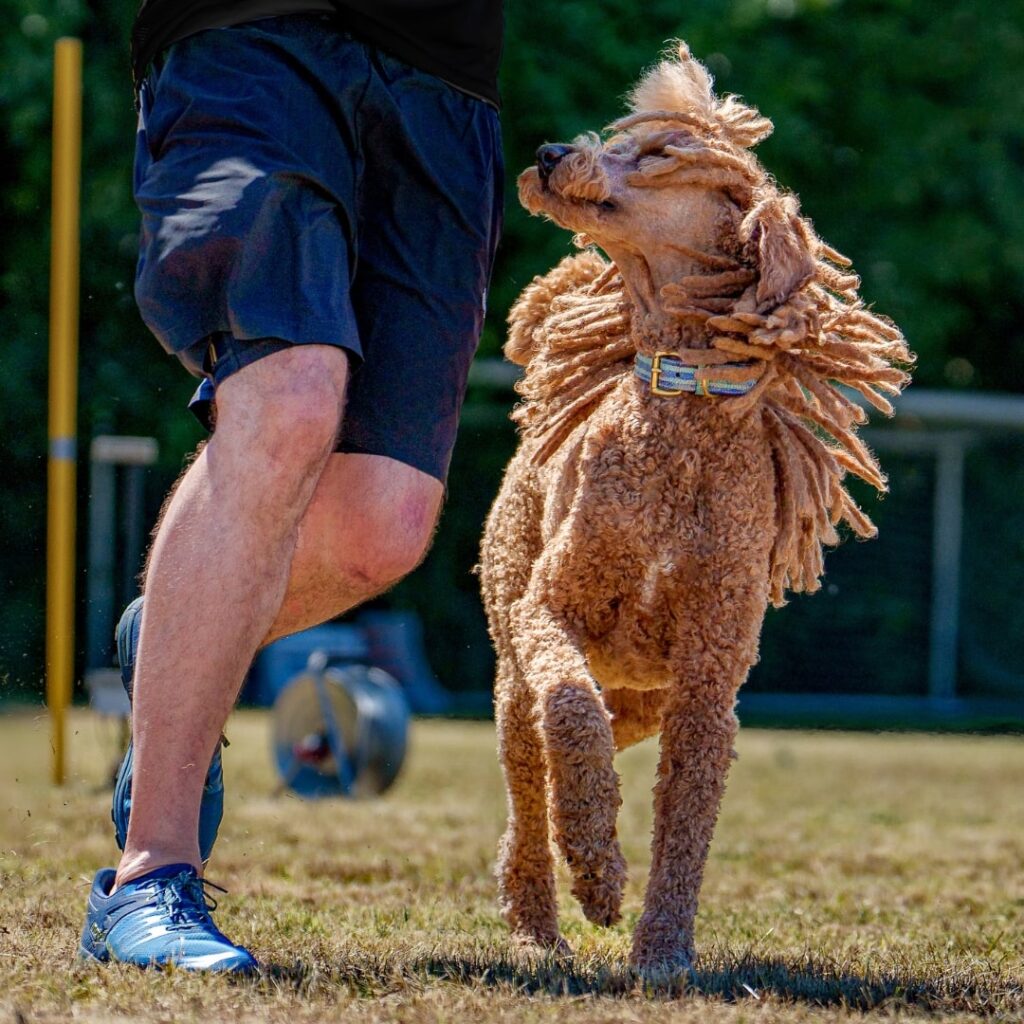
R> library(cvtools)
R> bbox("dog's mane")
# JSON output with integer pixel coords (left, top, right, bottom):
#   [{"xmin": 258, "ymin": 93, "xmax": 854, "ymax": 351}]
[
  {"xmin": 725, "ymin": 230, "xmax": 912, "ymax": 606},
  {"xmin": 508, "ymin": 251, "xmax": 635, "ymax": 465},
  {"xmin": 506, "ymin": 46, "xmax": 912, "ymax": 606}
]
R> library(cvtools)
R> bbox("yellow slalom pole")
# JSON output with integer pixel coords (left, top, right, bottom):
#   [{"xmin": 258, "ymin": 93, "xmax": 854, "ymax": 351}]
[{"xmin": 47, "ymin": 37, "xmax": 83, "ymax": 785}]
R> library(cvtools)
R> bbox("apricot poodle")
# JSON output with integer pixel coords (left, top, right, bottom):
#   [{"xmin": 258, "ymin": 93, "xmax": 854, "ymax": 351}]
[{"xmin": 479, "ymin": 44, "xmax": 912, "ymax": 976}]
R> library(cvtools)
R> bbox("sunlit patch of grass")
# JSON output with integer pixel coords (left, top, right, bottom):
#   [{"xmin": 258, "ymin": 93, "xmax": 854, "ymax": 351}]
[{"xmin": 0, "ymin": 709, "xmax": 1021, "ymax": 1022}]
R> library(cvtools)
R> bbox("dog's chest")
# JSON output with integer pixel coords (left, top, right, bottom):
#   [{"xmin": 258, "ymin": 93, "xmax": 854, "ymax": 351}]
[
  {"xmin": 544, "ymin": 404, "xmax": 775, "ymax": 689},
  {"xmin": 576, "ymin": 445, "xmax": 709, "ymax": 690},
  {"xmin": 573, "ymin": 402, "xmax": 737, "ymax": 546}
]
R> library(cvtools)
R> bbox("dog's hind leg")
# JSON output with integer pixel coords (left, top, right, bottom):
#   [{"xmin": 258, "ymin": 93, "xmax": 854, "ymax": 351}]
[
  {"xmin": 511, "ymin": 601, "xmax": 627, "ymax": 927},
  {"xmin": 494, "ymin": 652, "xmax": 564, "ymax": 950}
]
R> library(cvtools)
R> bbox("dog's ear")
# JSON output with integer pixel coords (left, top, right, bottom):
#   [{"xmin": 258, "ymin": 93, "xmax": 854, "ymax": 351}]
[
  {"xmin": 741, "ymin": 195, "xmax": 816, "ymax": 311},
  {"xmin": 506, "ymin": 252, "xmax": 608, "ymax": 365}
]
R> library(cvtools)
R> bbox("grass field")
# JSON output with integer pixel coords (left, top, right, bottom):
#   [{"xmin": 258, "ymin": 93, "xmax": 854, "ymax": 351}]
[{"xmin": 1, "ymin": 709, "xmax": 1022, "ymax": 1023}]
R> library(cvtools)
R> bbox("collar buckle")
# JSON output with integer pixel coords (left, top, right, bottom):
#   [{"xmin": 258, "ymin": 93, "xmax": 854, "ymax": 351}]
[{"xmin": 649, "ymin": 352, "xmax": 684, "ymax": 396}]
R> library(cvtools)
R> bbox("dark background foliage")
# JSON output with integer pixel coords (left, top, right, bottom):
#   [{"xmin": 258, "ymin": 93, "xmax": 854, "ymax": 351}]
[{"xmin": 1, "ymin": 0, "xmax": 1022, "ymax": 699}]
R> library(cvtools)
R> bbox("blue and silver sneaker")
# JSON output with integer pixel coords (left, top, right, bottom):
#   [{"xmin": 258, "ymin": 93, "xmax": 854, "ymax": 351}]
[
  {"xmin": 79, "ymin": 863, "xmax": 256, "ymax": 972},
  {"xmin": 111, "ymin": 596, "xmax": 225, "ymax": 863}
]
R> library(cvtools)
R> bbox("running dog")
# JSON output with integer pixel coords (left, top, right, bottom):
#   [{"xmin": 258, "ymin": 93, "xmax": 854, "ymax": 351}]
[{"xmin": 479, "ymin": 43, "xmax": 911, "ymax": 976}]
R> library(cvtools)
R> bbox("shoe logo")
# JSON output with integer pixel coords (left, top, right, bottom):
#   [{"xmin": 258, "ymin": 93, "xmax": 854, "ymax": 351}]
[{"xmin": 91, "ymin": 922, "xmax": 106, "ymax": 943}]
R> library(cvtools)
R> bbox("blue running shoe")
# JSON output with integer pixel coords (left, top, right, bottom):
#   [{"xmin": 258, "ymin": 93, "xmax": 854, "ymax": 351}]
[
  {"xmin": 79, "ymin": 863, "xmax": 257, "ymax": 972},
  {"xmin": 111, "ymin": 596, "xmax": 225, "ymax": 863}
]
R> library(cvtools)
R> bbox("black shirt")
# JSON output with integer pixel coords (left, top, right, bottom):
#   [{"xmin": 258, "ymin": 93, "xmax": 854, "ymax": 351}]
[{"xmin": 132, "ymin": 0, "xmax": 504, "ymax": 108}]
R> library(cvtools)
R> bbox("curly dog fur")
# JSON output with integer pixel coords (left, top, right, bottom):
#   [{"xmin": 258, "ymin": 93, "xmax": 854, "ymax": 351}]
[{"xmin": 479, "ymin": 44, "xmax": 912, "ymax": 976}]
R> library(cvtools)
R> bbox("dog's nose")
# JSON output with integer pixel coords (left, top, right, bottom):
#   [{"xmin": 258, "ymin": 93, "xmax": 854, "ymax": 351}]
[{"xmin": 536, "ymin": 143, "xmax": 572, "ymax": 181}]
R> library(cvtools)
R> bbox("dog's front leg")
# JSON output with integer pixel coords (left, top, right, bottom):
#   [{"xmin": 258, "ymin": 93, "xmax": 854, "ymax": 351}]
[
  {"xmin": 510, "ymin": 599, "xmax": 627, "ymax": 928},
  {"xmin": 631, "ymin": 681, "xmax": 739, "ymax": 979},
  {"xmin": 495, "ymin": 654, "xmax": 565, "ymax": 950}
]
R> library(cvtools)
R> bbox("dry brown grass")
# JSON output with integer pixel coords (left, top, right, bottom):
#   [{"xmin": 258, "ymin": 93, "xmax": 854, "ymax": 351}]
[{"xmin": 0, "ymin": 709, "xmax": 1021, "ymax": 1022}]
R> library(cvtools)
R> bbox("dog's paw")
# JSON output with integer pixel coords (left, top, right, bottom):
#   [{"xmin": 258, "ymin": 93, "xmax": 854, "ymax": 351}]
[
  {"xmin": 630, "ymin": 912, "xmax": 696, "ymax": 988},
  {"xmin": 570, "ymin": 845, "xmax": 627, "ymax": 927},
  {"xmin": 510, "ymin": 930, "xmax": 573, "ymax": 959},
  {"xmin": 633, "ymin": 958, "xmax": 696, "ymax": 996}
]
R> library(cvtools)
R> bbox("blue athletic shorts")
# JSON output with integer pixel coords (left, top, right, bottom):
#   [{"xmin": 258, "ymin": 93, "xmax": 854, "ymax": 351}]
[{"xmin": 133, "ymin": 13, "xmax": 504, "ymax": 481}]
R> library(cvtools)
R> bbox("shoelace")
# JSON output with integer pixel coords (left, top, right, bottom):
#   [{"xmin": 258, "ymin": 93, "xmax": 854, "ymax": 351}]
[{"xmin": 159, "ymin": 872, "xmax": 228, "ymax": 930}]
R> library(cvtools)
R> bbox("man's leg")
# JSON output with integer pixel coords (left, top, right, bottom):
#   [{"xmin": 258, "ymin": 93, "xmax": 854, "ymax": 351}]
[
  {"xmin": 115, "ymin": 343, "xmax": 348, "ymax": 887},
  {"xmin": 139, "ymin": 451, "xmax": 444, "ymax": 643},
  {"xmin": 264, "ymin": 452, "xmax": 444, "ymax": 643}
]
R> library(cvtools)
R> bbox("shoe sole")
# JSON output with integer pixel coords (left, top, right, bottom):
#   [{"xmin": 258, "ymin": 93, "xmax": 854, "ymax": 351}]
[
  {"xmin": 78, "ymin": 939, "xmax": 255, "ymax": 973},
  {"xmin": 78, "ymin": 938, "xmax": 108, "ymax": 963}
]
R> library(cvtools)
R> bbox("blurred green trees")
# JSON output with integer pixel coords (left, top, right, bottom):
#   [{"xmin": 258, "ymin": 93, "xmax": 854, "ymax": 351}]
[
  {"xmin": 497, "ymin": 0, "xmax": 1024, "ymax": 384},
  {"xmin": 1, "ymin": 0, "xmax": 1022, "ymax": 696}
]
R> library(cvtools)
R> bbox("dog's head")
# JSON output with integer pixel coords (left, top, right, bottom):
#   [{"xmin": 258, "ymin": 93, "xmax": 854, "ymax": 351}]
[
  {"xmin": 518, "ymin": 44, "xmax": 817, "ymax": 325},
  {"xmin": 513, "ymin": 45, "xmax": 912, "ymax": 604}
]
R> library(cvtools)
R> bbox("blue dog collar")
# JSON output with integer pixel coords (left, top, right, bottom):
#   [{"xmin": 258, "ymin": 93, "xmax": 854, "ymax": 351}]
[{"xmin": 635, "ymin": 352, "xmax": 761, "ymax": 398}]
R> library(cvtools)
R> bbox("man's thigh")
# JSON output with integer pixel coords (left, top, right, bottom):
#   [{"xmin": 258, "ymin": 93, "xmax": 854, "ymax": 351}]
[
  {"xmin": 338, "ymin": 49, "xmax": 504, "ymax": 484},
  {"xmin": 213, "ymin": 343, "xmax": 350, "ymax": 443}
]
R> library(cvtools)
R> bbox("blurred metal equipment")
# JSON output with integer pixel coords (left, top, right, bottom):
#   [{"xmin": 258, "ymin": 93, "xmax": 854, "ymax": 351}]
[
  {"xmin": 272, "ymin": 649, "xmax": 410, "ymax": 799},
  {"xmin": 357, "ymin": 610, "xmax": 451, "ymax": 713},
  {"xmin": 85, "ymin": 436, "xmax": 159, "ymax": 682},
  {"xmin": 247, "ymin": 612, "xmax": 451, "ymax": 713},
  {"xmin": 84, "ymin": 435, "xmax": 158, "ymax": 779}
]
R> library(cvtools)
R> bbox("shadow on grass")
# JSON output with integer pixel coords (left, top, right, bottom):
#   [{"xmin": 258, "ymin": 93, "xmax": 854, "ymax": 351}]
[{"xmin": 259, "ymin": 946, "xmax": 1024, "ymax": 1016}]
